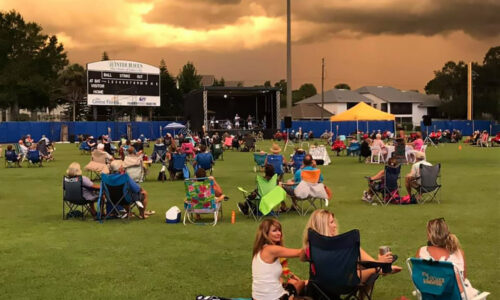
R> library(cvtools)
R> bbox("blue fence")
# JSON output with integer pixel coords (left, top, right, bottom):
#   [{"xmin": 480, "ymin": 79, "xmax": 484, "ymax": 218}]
[
  {"xmin": 419, "ymin": 120, "xmax": 496, "ymax": 136},
  {"xmin": 279, "ymin": 120, "xmax": 498, "ymax": 138},
  {"xmin": 0, "ymin": 121, "xmax": 183, "ymax": 143},
  {"xmin": 280, "ymin": 120, "xmax": 395, "ymax": 137}
]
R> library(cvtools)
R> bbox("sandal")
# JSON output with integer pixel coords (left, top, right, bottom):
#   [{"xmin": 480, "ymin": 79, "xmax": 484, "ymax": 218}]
[{"xmin": 145, "ymin": 210, "xmax": 156, "ymax": 215}]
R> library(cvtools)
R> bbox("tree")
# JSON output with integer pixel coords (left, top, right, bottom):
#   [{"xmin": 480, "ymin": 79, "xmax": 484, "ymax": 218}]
[
  {"xmin": 264, "ymin": 81, "xmax": 272, "ymax": 88},
  {"xmin": 177, "ymin": 62, "xmax": 202, "ymax": 94},
  {"xmin": 213, "ymin": 77, "xmax": 225, "ymax": 87},
  {"xmin": 475, "ymin": 46, "xmax": 500, "ymax": 120},
  {"xmin": 156, "ymin": 59, "xmax": 183, "ymax": 118},
  {"xmin": 334, "ymin": 83, "xmax": 351, "ymax": 90},
  {"xmin": 298, "ymin": 83, "xmax": 317, "ymax": 98},
  {"xmin": 101, "ymin": 51, "xmax": 110, "ymax": 61},
  {"xmin": 274, "ymin": 79, "xmax": 287, "ymax": 107},
  {"xmin": 0, "ymin": 10, "xmax": 68, "ymax": 120},
  {"xmin": 57, "ymin": 63, "xmax": 88, "ymax": 121}
]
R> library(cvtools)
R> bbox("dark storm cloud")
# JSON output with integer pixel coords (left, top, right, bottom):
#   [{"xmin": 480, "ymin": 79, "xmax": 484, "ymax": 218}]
[{"xmin": 143, "ymin": 0, "xmax": 499, "ymax": 39}]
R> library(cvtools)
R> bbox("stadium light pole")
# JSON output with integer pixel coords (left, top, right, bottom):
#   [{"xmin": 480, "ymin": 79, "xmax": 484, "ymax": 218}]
[{"xmin": 286, "ymin": 0, "xmax": 292, "ymax": 118}]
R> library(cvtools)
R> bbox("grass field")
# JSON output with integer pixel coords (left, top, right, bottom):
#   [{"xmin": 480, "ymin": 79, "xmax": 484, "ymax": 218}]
[{"xmin": 0, "ymin": 141, "xmax": 498, "ymax": 299}]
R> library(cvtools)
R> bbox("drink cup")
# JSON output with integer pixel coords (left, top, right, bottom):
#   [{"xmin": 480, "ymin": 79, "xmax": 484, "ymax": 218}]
[{"xmin": 379, "ymin": 246, "xmax": 391, "ymax": 256}]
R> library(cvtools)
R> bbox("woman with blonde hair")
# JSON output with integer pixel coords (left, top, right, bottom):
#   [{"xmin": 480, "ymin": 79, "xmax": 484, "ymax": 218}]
[
  {"xmin": 252, "ymin": 219, "xmax": 306, "ymax": 300},
  {"xmin": 66, "ymin": 162, "xmax": 100, "ymax": 217},
  {"xmin": 416, "ymin": 218, "xmax": 480, "ymax": 299},
  {"xmin": 302, "ymin": 209, "xmax": 401, "ymax": 281}
]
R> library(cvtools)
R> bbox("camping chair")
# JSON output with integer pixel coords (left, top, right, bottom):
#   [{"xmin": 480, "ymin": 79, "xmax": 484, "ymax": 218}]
[
  {"xmin": 407, "ymin": 145, "xmax": 428, "ymax": 164},
  {"xmin": 195, "ymin": 152, "xmax": 214, "ymax": 175},
  {"xmin": 406, "ymin": 258, "xmax": 489, "ymax": 300},
  {"xmin": 183, "ymin": 177, "xmax": 221, "ymax": 226},
  {"xmin": 293, "ymin": 169, "xmax": 328, "ymax": 215},
  {"xmin": 84, "ymin": 150, "xmax": 110, "ymax": 181},
  {"xmin": 79, "ymin": 141, "xmax": 91, "ymax": 154},
  {"xmin": 370, "ymin": 146, "xmax": 384, "ymax": 164},
  {"xmin": 4, "ymin": 150, "xmax": 21, "ymax": 168},
  {"xmin": 26, "ymin": 149, "xmax": 43, "ymax": 167},
  {"xmin": 306, "ymin": 229, "xmax": 387, "ymax": 300},
  {"xmin": 124, "ymin": 155, "xmax": 145, "ymax": 183},
  {"xmin": 290, "ymin": 152, "xmax": 305, "ymax": 174},
  {"xmin": 151, "ymin": 143, "xmax": 167, "ymax": 163},
  {"xmin": 392, "ymin": 139, "xmax": 407, "ymax": 164},
  {"xmin": 414, "ymin": 164, "xmax": 442, "ymax": 204},
  {"xmin": 237, "ymin": 174, "xmax": 284, "ymax": 221},
  {"xmin": 253, "ymin": 152, "xmax": 267, "ymax": 172},
  {"xmin": 347, "ymin": 141, "xmax": 361, "ymax": 157},
  {"xmin": 242, "ymin": 137, "xmax": 256, "ymax": 152},
  {"xmin": 366, "ymin": 164, "xmax": 401, "ymax": 205},
  {"xmin": 210, "ymin": 142, "xmax": 224, "ymax": 161},
  {"xmin": 171, "ymin": 153, "xmax": 189, "ymax": 180},
  {"xmin": 63, "ymin": 176, "xmax": 96, "ymax": 220},
  {"xmin": 266, "ymin": 154, "xmax": 284, "ymax": 178},
  {"xmin": 97, "ymin": 173, "xmax": 140, "ymax": 221}
]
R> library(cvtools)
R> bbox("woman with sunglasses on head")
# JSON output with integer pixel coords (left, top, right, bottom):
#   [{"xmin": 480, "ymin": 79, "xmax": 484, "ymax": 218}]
[
  {"xmin": 416, "ymin": 218, "xmax": 480, "ymax": 299},
  {"xmin": 252, "ymin": 219, "xmax": 306, "ymax": 300}
]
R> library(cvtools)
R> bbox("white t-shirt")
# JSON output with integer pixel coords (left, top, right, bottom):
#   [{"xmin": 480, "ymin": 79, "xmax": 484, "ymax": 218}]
[
  {"xmin": 410, "ymin": 160, "xmax": 432, "ymax": 184},
  {"xmin": 252, "ymin": 251, "xmax": 286, "ymax": 300}
]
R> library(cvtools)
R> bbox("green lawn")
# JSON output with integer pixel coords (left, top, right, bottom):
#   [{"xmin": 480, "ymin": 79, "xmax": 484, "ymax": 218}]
[{"xmin": 0, "ymin": 141, "xmax": 498, "ymax": 299}]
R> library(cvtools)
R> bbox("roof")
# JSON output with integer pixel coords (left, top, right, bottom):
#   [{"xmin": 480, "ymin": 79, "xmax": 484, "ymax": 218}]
[
  {"xmin": 330, "ymin": 102, "xmax": 395, "ymax": 121},
  {"xmin": 357, "ymin": 86, "xmax": 440, "ymax": 106},
  {"xmin": 292, "ymin": 103, "xmax": 332, "ymax": 119},
  {"xmin": 296, "ymin": 88, "xmax": 372, "ymax": 104}
]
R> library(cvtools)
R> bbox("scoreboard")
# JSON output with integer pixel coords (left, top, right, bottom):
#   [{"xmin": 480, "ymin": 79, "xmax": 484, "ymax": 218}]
[{"xmin": 87, "ymin": 60, "xmax": 160, "ymax": 107}]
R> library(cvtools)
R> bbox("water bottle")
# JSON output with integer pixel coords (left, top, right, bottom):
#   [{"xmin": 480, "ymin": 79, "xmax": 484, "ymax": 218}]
[{"xmin": 231, "ymin": 210, "xmax": 236, "ymax": 224}]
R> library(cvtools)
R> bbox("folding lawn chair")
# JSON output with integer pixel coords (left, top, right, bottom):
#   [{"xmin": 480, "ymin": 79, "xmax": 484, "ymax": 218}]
[
  {"xmin": 290, "ymin": 152, "xmax": 305, "ymax": 174},
  {"xmin": 347, "ymin": 141, "xmax": 361, "ymax": 157},
  {"xmin": 237, "ymin": 174, "xmax": 284, "ymax": 221},
  {"xmin": 26, "ymin": 149, "xmax": 43, "ymax": 167},
  {"xmin": 97, "ymin": 173, "xmax": 140, "ymax": 221},
  {"xmin": 79, "ymin": 141, "xmax": 91, "ymax": 154},
  {"xmin": 306, "ymin": 229, "xmax": 387, "ymax": 300},
  {"xmin": 124, "ymin": 156, "xmax": 145, "ymax": 183},
  {"xmin": 151, "ymin": 143, "xmax": 167, "ymax": 163},
  {"xmin": 84, "ymin": 150, "xmax": 110, "ymax": 181},
  {"xmin": 195, "ymin": 152, "xmax": 214, "ymax": 174},
  {"xmin": 265, "ymin": 154, "xmax": 284, "ymax": 177},
  {"xmin": 366, "ymin": 164, "xmax": 401, "ymax": 206},
  {"xmin": 415, "ymin": 164, "xmax": 442, "ymax": 204},
  {"xmin": 4, "ymin": 150, "xmax": 21, "ymax": 168},
  {"xmin": 393, "ymin": 140, "xmax": 407, "ymax": 164},
  {"xmin": 293, "ymin": 169, "xmax": 328, "ymax": 215},
  {"xmin": 184, "ymin": 177, "xmax": 221, "ymax": 226},
  {"xmin": 171, "ymin": 153, "xmax": 189, "ymax": 180},
  {"xmin": 62, "ymin": 176, "xmax": 96, "ymax": 220},
  {"xmin": 406, "ymin": 258, "xmax": 489, "ymax": 300},
  {"xmin": 253, "ymin": 152, "xmax": 267, "ymax": 172},
  {"xmin": 211, "ymin": 142, "xmax": 224, "ymax": 161}
]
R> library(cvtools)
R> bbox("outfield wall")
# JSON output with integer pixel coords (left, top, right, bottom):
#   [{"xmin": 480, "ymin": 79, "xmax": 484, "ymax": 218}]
[{"xmin": 0, "ymin": 121, "xmax": 182, "ymax": 143}]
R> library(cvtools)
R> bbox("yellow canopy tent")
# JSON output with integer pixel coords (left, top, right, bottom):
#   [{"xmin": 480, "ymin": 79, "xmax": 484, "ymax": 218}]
[{"xmin": 329, "ymin": 102, "xmax": 395, "ymax": 133}]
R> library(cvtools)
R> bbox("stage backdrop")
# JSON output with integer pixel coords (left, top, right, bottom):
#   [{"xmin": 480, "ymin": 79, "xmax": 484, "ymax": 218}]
[{"xmin": 0, "ymin": 121, "xmax": 183, "ymax": 143}]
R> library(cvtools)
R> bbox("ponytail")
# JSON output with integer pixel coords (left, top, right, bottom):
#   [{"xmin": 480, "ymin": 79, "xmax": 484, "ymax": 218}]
[{"xmin": 445, "ymin": 233, "xmax": 461, "ymax": 253}]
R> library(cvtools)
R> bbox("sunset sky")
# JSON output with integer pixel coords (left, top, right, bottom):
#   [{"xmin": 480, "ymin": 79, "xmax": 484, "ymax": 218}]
[{"xmin": 1, "ymin": 0, "xmax": 499, "ymax": 91}]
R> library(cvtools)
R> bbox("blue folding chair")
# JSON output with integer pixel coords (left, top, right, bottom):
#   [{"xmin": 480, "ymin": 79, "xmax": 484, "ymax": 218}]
[
  {"xmin": 195, "ymin": 152, "xmax": 214, "ymax": 174},
  {"xmin": 5, "ymin": 150, "xmax": 21, "ymax": 168},
  {"xmin": 290, "ymin": 152, "xmax": 305, "ymax": 173},
  {"xmin": 252, "ymin": 152, "xmax": 267, "ymax": 172},
  {"xmin": 97, "ymin": 173, "xmax": 140, "ymax": 221},
  {"xmin": 367, "ymin": 164, "xmax": 401, "ymax": 205},
  {"xmin": 406, "ymin": 258, "xmax": 489, "ymax": 300},
  {"xmin": 26, "ymin": 149, "xmax": 43, "ymax": 167},
  {"xmin": 151, "ymin": 143, "xmax": 167, "ymax": 163},
  {"xmin": 265, "ymin": 154, "xmax": 284, "ymax": 176},
  {"xmin": 306, "ymin": 229, "xmax": 386, "ymax": 300},
  {"xmin": 79, "ymin": 141, "xmax": 91, "ymax": 154},
  {"xmin": 171, "ymin": 153, "xmax": 189, "ymax": 180}
]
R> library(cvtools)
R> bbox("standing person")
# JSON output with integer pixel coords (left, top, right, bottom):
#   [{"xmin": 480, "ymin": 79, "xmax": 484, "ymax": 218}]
[
  {"xmin": 247, "ymin": 114, "xmax": 253, "ymax": 129},
  {"xmin": 252, "ymin": 219, "xmax": 306, "ymax": 300},
  {"xmin": 404, "ymin": 152, "xmax": 432, "ymax": 197},
  {"xmin": 416, "ymin": 218, "xmax": 481, "ymax": 299},
  {"xmin": 234, "ymin": 113, "xmax": 240, "ymax": 129}
]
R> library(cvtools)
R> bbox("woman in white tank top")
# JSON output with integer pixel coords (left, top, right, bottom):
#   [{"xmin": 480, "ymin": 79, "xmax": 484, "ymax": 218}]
[
  {"xmin": 416, "ymin": 218, "xmax": 480, "ymax": 299},
  {"xmin": 252, "ymin": 219, "xmax": 306, "ymax": 300}
]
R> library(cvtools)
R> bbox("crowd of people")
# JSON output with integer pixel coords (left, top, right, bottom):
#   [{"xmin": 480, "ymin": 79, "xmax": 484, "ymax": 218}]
[{"xmin": 3, "ymin": 134, "xmax": 55, "ymax": 166}]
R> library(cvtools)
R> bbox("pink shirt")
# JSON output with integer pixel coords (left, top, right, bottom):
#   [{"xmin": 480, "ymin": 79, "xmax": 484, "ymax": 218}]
[{"xmin": 413, "ymin": 138, "xmax": 423, "ymax": 151}]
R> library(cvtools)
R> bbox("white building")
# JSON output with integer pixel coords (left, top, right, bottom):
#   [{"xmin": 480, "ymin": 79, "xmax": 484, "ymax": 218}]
[{"xmin": 295, "ymin": 88, "xmax": 372, "ymax": 116}]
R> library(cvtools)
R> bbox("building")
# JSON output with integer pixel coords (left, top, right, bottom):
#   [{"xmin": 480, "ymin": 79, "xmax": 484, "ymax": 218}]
[
  {"xmin": 291, "ymin": 103, "xmax": 332, "ymax": 120},
  {"xmin": 356, "ymin": 86, "xmax": 440, "ymax": 126},
  {"xmin": 295, "ymin": 88, "xmax": 372, "ymax": 116}
]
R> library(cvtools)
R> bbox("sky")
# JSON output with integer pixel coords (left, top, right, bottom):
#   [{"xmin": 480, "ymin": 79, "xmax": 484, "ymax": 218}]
[{"xmin": 1, "ymin": 0, "xmax": 499, "ymax": 92}]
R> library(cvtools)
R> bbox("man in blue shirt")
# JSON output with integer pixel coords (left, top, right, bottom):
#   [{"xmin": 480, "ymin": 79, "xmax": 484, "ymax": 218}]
[{"xmin": 193, "ymin": 144, "xmax": 214, "ymax": 172}]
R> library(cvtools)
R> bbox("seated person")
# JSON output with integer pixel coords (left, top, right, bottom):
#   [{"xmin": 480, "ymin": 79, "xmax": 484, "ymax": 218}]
[
  {"xmin": 123, "ymin": 147, "xmax": 145, "ymax": 182},
  {"xmin": 27, "ymin": 144, "xmax": 42, "ymax": 164},
  {"xmin": 133, "ymin": 138, "xmax": 144, "ymax": 154},
  {"xmin": 359, "ymin": 135, "xmax": 372, "ymax": 162},
  {"xmin": 407, "ymin": 131, "xmax": 424, "ymax": 151},
  {"xmin": 320, "ymin": 130, "xmax": 330, "ymax": 140},
  {"xmin": 37, "ymin": 140, "xmax": 53, "ymax": 161},
  {"xmin": 405, "ymin": 152, "xmax": 432, "ymax": 197},
  {"xmin": 416, "ymin": 218, "xmax": 480, "ymax": 299},
  {"xmin": 371, "ymin": 133, "xmax": 388, "ymax": 160},
  {"xmin": 87, "ymin": 136, "xmax": 97, "ymax": 149},
  {"xmin": 84, "ymin": 143, "xmax": 113, "ymax": 175},
  {"xmin": 289, "ymin": 148, "xmax": 306, "ymax": 172},
  {"xmin": 185, "ymin": 168, "xmax": 227, "ymax": 220},
  {"xmin": 237, "ymin": 164, "xmax": 277, "ymax": 216},
  {"xmin": 5, "ymin": 144, "xmax": 21, "ymax": 165},
  {"xmin": 193, "ymin": 144, "xmax": 214, "ymax": 171},
  {"xmin": 282, "ymin": 154, "xmax": 328, "ymax": 210},
  {"xmin": 169, "ymin": 147, "xmax": 187, "ymax": 180},
  {"xmin": 252, "ymin": 219, "xmax": 306, "ymax": 300},
  {"xmin": 181, "ymin": 138, "xmax": 195, "ymax": 157},
  {"xmin": 108, "ymin": 160, "xmax": 152, "ymax": 219},
  {"xmin": 302, "ymin": 209, "xmax": 401, "ymax": 285},
  {"xmin": 18, "ymin": 140, "xmax": 28, "ymax": 161},
  {"xmin": 346, "ymin": 138, "xmax": 361, "ymax": 156},
  {"xmin": 23, "ymin": 134, "xmax": 34, "ymax": 147},
  {"xmin": 362, "ymin": 157, "xmax": 398, "ymax": 202},
  {"xmin": 331, "ymin": 137, "xmax": 346, "ymax": 156},
  {"xmin": 66, "ymin": 162, "xmax": 100, "ymax": 217},
  {"xmin": 265, "ymin": 144, "xmax": 286, "ymax": 181},
  {"xmin": 274, "ymin": 130, "xmax": 283, "ymax": 141}
]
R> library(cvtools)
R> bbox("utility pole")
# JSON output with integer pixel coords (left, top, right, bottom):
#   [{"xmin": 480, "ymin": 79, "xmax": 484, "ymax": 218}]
[
  {"xmin": 286, "ymin": 0, "xmax": 292, "ymax": 117},
  {"xmin": 467, "ymin": 62, "xmax": 472, "ymax": 120},
  {"xmin": 321, "ymin": 58, "xmax": 325, "ymax": 120}
]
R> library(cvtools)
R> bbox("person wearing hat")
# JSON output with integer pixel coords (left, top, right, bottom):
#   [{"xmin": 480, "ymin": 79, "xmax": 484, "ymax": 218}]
[
  {"xmin": 405, "ymin": 151, "xmax": 432, "ymax": 197},
  {"xmin": 265, "ymin": 144, "xmax": 286, "ymax": 181},
  {"xmin": 87, "ymin": 135, "xmax": 97, "ymax": 149},
  {"xmin": 66, "ymin": 162, "xmax": 100, "ymax": 217}
]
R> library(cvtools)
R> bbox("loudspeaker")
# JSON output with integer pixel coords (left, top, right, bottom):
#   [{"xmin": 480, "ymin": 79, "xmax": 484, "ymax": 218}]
[
  {"xmin": 423, "ymin": 115, "xmax": 432, "ymax": 127},
  {"xmin": 284, "ymin": 116, "xmax": 292, "ymax": 129}
]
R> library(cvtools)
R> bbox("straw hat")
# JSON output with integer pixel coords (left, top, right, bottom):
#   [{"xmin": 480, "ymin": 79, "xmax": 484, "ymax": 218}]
[
  {"xmin": 66, "ymin": 162, "xmax": 82, "ymax": 176},
  {"xmin": 415, "ymin": 152, "xmax": 425, "ymax": 160},
  {"xmin": 270, "ymin": 144, "xmax": 281, "ymax": 154}
]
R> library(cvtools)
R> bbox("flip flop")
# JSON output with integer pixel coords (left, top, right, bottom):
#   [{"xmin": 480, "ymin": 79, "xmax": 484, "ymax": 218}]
[{"xmin": 145, "ymin": 210, "xmax": 156, "ymax": 215}]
